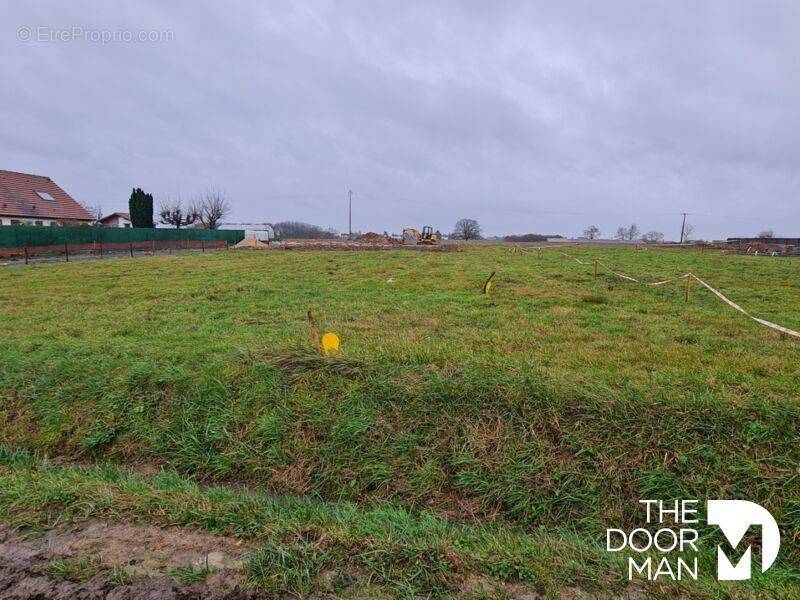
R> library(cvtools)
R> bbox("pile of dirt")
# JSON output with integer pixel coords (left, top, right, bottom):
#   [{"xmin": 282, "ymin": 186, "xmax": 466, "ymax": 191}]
[
  {"xmin": 232, "ymin": 237, "xmax": 269, "ymax": 250},
  {"xmin": 0, "ymin": 522, "xmax": 256, "ymax": 599},
  {"xmin": 356, "ymin": 232, "xmax": 399, "ymax": 244}
]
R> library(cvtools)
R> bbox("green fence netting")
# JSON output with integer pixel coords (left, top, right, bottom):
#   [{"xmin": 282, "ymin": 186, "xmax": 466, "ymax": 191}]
[{"xmin": 0, "ymin": 226, "xmax": 245, "ymax": 249}]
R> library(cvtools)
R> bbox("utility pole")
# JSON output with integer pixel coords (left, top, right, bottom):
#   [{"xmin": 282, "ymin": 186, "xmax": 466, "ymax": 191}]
[
  {"xmin": 679, "ymin": 212, "xmax": 688, "ymax": 244},
  {"xmin": 348, "ymin": 190, "xmax": 353, "ymax": 239}
]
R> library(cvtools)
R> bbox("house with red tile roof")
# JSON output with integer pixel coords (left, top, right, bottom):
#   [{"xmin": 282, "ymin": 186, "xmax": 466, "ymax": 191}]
[
  {"xmin": 98, "ymin": 212, "xmax": 132, "ymax": 228},
  {"xmin": 0, "ymin": 169, "xmax": 93, "ymax": 226}
]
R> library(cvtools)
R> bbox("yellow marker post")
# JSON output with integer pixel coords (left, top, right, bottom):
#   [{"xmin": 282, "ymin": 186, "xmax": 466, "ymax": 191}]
[
  {"xmin": 483, "ymin": 271, "xmax": 496, "ymax": 295},
  {"xmin": 321, "ymin": 332, "xmax": 340, "ymax": 356}
]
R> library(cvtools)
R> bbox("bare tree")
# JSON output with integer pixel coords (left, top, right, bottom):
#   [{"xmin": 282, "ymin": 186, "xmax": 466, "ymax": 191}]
[
  {"xmin": 159, "ymin": 199, "xmax": 199, "ymax": 229},
  {"xmin": 641, "ymin": 230, "xmax": 664, "ymax": 244},
  {"xmin": 615, "ymin": 224, "xmax": 640, "ymax": 241},
  {"xmin": 80, "ymin": 201, "xmax": 104, "ymax": 225},
  {"xmin": 197, "ymin": 187, "xmax": 231, "ymax": 229},
  {"xmin": 583, "ymin": 225, "xmax": 601, "ymax": 239},
  {"xmin": 451, "ymin": 218, "xmax": 482, "ymax": 240},
  {"xmin": 683, "ymin": 223, "xmax": 695, "ymax": 241},
  {"xmin": 757, "ymin": 229, "xmax": 775, "ymax": 238}
]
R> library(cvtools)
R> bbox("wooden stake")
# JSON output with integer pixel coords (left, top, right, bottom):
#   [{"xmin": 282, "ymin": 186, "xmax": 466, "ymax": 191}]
[
  {"xmin": 685, "ymin": 275, "xmax": 692, "ymax": 302},
  {"xmin": 24, "ymin": 246, "xmax": 28, "ymax": 265},
  {"xmin": 594, "ymin": 259, "xmax": 599, "ymax": 279},
  {"xmin": 307, "ymin": 310, "xmax": 321, "ymax": 351}
]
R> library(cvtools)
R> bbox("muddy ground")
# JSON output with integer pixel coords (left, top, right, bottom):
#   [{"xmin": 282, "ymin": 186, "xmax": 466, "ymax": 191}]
[
  {"xmin": 0, "ymin": 521, "xmax": 557, "ymax": 599},
  {"xmin": 0, "ymin": 521, "xmax": 260, "ymax": 599}
]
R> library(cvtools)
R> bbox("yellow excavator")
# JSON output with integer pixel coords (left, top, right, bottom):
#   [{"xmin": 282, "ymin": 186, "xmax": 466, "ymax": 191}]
[{"xmin": 402, "ymin": 226, "xmax": 438, "ymax": 245}]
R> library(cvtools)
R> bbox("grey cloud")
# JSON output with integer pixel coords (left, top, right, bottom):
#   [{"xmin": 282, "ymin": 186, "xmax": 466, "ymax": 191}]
[{"xmin": 2, "ymin": 1, "xmax": 799, "ymax": 239}]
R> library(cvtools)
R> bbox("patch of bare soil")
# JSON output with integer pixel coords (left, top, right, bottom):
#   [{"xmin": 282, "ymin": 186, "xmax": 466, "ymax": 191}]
[
  {"xmin": 0, "ymin": 522, "xmax": 261, "ymax": 599},
  {"xmin": 355, "ymin": 232, "xmax": 401, "ymax": 245},
  {"xmin": 459, "ymin": 575, "xmax": 542, "ymax": 599},
  {"xmin": 269, "ymin": 238, "xmax": 458, "ymax": 251}
]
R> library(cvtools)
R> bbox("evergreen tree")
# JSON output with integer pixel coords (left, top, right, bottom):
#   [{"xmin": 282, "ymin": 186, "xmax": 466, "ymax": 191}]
[{"xmin": 128, "ymin": 188, "xmax": 154, "ymax": 228}]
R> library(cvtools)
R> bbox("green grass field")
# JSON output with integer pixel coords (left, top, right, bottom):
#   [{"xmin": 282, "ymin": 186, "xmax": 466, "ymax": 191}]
[{"xmin": 0, "ymin": 246, "xmax": 798, "ymax": 598}]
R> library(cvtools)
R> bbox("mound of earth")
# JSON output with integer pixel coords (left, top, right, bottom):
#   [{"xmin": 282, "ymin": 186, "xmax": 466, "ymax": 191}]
[
  {"xmin": 356, "ymin": 232, "xmax": 398, "ymax": 244},
  {"xmin": 232, "ymin": 237, "xmax": 269, "ymax": 249}
]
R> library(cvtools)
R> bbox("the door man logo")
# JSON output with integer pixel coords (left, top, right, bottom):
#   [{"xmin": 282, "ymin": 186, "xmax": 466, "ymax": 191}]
[
  {"xmin": 707, "ymin": 500, "xmax": 780, "ymax": 580},
  {"xmin": 606, "ymin": 500, "xmax": 780, "ymax": 582}
]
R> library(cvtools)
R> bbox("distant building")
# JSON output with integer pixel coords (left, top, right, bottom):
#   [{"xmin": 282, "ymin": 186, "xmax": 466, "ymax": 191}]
[
  {"xmin": 99, "ymin": 212, "xmax": 132, "ymax": 228},
  {"xmin": 0, "ymin": 169, "xmax": 92, "ymax": 226},
  {"xmin": 219, "ymin": 222, "xmax": 274, "ymax": 240},
  {"xmin": 727, "ymin": 237, "xmax": 800, "ymax": 245}
]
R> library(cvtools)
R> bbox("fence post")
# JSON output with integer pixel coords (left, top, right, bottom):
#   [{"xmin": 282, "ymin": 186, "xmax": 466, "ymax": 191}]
[
  {"xmin": 64, "ymin": 242, "xmax": 69, "ymax": 262},
  {"xmin": 24, "ymin": 246, "xmax": 29, "ymax": 265},
  {"xmin": 685, "ymin": 275, "xmax": 692, "ymax": 302},
  {"xmin": 201, "ymin": 239, "xmax": 205, "ymax": 252},
  {"xmin": 594, "ymin": 259, "xmax": 599, "ymax": 279},
  {"xmin": 130, "ymin": 243, "xmax": 134, "ymax": 258}
]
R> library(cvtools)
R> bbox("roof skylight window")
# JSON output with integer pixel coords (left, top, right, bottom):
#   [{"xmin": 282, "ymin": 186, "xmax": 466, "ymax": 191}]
[{"xmin": 35, "ymin": 191, "xmax": 55, "ymax": 202}]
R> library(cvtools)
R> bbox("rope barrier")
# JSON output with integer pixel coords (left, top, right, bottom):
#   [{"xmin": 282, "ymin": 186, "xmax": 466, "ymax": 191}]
[
  {"xmin": 555, "ymin": 250, "xmax": 799, "ymax": 340},
  {"xmin": 689, "ymin": 273, "xmax": 800, "ymax": 340}
]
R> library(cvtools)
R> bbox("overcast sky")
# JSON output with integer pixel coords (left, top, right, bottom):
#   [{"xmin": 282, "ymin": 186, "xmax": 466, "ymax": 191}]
[{"xmin": 3, "ymin": 1, "xmax": 799, "ymax": 239}]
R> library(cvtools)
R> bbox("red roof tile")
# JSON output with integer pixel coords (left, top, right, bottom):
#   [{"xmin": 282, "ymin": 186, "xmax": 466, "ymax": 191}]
[{"xmin": 0, "ymin": 169, "xmax": 93, "ymax": 221}]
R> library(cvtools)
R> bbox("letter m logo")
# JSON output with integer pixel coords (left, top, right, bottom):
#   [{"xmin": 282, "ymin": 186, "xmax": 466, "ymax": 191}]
[{"xmin": 707, "ymin": 500, "xmax": 780, "ymax": 580}]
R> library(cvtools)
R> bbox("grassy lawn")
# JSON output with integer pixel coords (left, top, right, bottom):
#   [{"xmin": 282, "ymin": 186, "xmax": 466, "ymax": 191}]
[{"xmin": 0, "ymin": 246, "xmax": 798, "ymax": 597}]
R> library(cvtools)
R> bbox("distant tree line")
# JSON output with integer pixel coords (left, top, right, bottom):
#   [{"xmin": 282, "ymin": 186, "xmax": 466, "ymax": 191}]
[
  {"xmin": 158, "ymin": 188, "xmax": 231, "ymax": 229},
  {"xmin": 503, "ymin": 233, "xmax": 562, "ymax": 242},
  {"xmin": 273, "ymin": 221, "xmax": 337, "ymax": 239},
  {"xmin": 615, "ymin": 223, "xmax": 640, "ymax": 241},
  {"xmin": 126, "ymin": 186, "xmax": 232, "ymax": 229},
  {"xmin": 121, "ymin": 195, "xmax": 779, "ymax": 244},
  {"xmin": 582, "ymin": 224, "xmax": 679, "ymax": 243}
]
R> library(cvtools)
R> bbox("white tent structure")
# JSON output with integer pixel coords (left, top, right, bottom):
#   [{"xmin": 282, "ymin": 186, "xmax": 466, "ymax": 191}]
[{"xmin": 219, "ymin": 223, "xmax": 275, "ymax": 241}]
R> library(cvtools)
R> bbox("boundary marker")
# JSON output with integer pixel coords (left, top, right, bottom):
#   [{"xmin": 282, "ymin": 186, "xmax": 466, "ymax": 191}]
[{"xmin": 556, "ymin": 251, "xmax": 799, "ymax": 340}]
